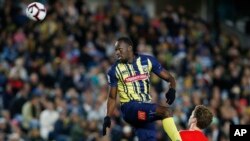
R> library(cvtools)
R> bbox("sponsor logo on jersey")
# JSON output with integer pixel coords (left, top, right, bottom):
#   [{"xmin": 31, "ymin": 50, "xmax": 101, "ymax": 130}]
[{"xmin": 124, "ymin": 74, "xmax": 148, "ymax": 83}]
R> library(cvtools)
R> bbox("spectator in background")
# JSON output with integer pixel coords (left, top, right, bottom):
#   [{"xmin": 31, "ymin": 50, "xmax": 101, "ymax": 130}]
[
  {"xmin": 9, "ymin": 57, "xmax": 28, "ymax": 82},
  {"xmin": 69, "ymin": 111, "xmax": 86, "ymax": 141},
  {"xmin": 9, "ymin": 83, "xmax": 29, "ymax": 118},
  {"xmin": 0, "ymin": 117, "xmax": 11, "ymax": 137},
  {"xmin": 0, "ymin": 36, "xmax": 18, "ymax": 63},
  {"xmin": 8, "ymin": 133, "xmax": 24, "ymax": 141},
  {"xmin": 87, "ymin": 120, "xmax": 101, "ymax": 141},
  {"xmin": 39, "ymin": 99, "xmax": 59, "ymax": 140},
  {"xmin": 22, "ymin": 93, "xmax": 41, "ymax": 131},
  {"xmin": 49, "ymin": 109, "xmax": 71, "ymax": 141}
]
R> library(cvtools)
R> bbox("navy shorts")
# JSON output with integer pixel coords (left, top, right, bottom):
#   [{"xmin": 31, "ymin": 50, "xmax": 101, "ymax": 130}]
[{"xmin": 120, "ymin": 101, "xmax": 161, "ymax": 141}]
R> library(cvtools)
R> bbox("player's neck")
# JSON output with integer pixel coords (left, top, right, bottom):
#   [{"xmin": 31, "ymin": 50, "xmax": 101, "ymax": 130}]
[
  {"xmin": 189, "ymin": 124, "xmax": 202, "ymax": 131},
  {"xmin": 128, "ymin": 54, "xmax": 135, "ymax": 63}
]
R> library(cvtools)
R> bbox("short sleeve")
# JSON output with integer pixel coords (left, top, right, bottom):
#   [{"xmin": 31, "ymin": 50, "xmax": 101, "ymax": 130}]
[
  {"xmin": 148, "ymin": 56, "xmax": 163, "ymax": 75},
  {"xmin": 107, "ymin": 66, "xmax": 118, "ymax": 87}
]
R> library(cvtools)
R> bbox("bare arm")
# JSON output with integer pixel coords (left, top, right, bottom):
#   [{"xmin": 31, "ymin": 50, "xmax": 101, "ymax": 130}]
[
  {"xmin": 103, "ymin": 86, "xmax": 117, "ymax": 136},
  {"xmin": 106, "ymin": 86, "xmax": 118, "ymax": 117},
  {"xmin": 157, "ymin": 69, "xmax": 176, "ymax": 89}
]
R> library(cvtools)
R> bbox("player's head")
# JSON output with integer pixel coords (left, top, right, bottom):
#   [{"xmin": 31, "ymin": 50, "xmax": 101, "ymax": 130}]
[
  {"xmin": 115, "ymin": 37, "xmax": 134, "ymax": 63},
  {"xmin": 188, "ymin": 105, "xmax": 213, "ymax": 129}
]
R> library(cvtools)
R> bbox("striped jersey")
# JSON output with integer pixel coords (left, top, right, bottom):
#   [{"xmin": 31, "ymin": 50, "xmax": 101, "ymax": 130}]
[{"xmin": 107, "ymin": 54, "xmax": 163, "ymax": 103}]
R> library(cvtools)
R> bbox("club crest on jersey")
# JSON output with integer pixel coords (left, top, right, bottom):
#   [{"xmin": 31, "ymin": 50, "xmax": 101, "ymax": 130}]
[{"xmin": 142, "ymin": 65, "xmax": 148, "ymax": 73}]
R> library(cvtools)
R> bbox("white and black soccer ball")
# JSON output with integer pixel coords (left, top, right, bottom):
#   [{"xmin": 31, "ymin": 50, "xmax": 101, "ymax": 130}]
[{"xmin": 26, "ymin": 2, "xmax": 46, "ymax": 21}]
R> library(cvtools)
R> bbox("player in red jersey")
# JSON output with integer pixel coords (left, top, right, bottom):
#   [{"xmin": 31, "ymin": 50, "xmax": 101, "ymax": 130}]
[{"xmin": 180, "ymin": 105, "xmax": 213, "ymax": 141}]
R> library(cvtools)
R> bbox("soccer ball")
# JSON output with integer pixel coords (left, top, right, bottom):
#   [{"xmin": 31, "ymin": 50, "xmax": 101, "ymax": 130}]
[{"xmin": 26, "ymin": 2, "xmax": 46, "ymax": 21}]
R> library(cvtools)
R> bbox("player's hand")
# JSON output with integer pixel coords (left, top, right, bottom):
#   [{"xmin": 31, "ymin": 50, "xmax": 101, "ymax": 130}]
[
  {"xmin": 165, "ymin": 88, "xmax": 176, "ymax": 105},
  {"xmin": 102, "ymin": 116, "xmax": 111, "ymax": 136}
]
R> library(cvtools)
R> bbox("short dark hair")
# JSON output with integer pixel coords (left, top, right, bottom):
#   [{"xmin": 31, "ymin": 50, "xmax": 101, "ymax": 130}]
[
  {"xmin": 117, "ymin": 37, "xmax": 133, "ymax": 47},
  {"xmin": 194, "ymin": 105, "xmax": 213, "ymax": 129}
]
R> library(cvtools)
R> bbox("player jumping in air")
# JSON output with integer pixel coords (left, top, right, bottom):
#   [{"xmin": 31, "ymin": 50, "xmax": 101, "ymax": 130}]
[{"xmin": 102, "ymin": 37, "xmax": 182, "ymax": 141}]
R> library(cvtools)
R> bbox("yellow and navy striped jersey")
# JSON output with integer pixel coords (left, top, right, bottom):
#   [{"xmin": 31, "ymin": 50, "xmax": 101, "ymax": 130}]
[{"xmin": 107, "ymin": 54, "xmax": 163, "ymax": 103}]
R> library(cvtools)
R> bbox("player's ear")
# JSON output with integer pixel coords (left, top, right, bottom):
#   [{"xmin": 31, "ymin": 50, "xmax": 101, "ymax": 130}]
[
  {"xmin": 128, "ymin": 45, "xmax": 133, "ymax": 51},
  {"xmin": 193, "ymin": 117, "xmax": 197, "ymax": 124},
  {"xmin": 189, "ymin": 116, "xmax": 196, "ymax": 124}
]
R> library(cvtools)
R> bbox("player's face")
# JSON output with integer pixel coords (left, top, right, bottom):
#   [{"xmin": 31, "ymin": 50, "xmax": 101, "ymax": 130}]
[
  {"xmin": 115, "ymin": 41, "xmax": 131, "ymax": 62},
  {"xmin": 188, "ymin": 111, "xmax": 196, "ymax": 127}
]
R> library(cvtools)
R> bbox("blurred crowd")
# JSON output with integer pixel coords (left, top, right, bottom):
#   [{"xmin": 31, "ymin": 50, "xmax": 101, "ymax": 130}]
[{"xmin": 0, "ymin": 0, "xmax": 250, "ymax": 141}]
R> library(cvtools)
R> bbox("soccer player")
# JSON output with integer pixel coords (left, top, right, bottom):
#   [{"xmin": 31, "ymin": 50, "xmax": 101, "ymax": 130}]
[
  {"xmin": 180, "ymin": 105, "xmax": 213, "ymax": 141},
  {"xmin": 102, "ymin": 37, "xmax": 182, "ymax": 141}
]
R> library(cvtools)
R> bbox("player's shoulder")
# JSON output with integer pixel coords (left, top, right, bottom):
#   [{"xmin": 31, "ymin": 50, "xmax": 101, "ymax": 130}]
[
  {"xmin": 179, "ymin": 130, "xmax": 190, "ymax": 135},
  {"xmin": 179, "ymin": 130, "xmax": 198, "ymax": 136},
  {"xmin": 110, "ymin": 61, "xmax": 119, "ymax": 68},
  {"xmin": 180, "ymin": 130, "xmax": 208, "ymax": 141},
  {"xmin": 138, "ymin": 53, "xmax": 156, "ymax": 61},
  {"xmin": 138, "ymin": 53, "xmax": 154, "ymax": 58},
  {"xmin": 107, "ymin": 61, "xmax": 119, "ymax": 73},
  {"xmin": 179, "ymin": 130, "xmax": 200, "ymax": 134}
]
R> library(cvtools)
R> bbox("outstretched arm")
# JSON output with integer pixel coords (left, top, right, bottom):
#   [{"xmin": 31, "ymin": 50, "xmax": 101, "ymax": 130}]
[
  {"xmin": 106, "ymin": 86, "xmax": 118, "ymax": 117},
  {"xmin": 148, "ymin": 55, "xmax": 176, "ymax": 89},
  {"xmin": 157, "ymin": 69, "xmax": 176, "ymax": 89},
  {"xmin": 103, "ymin": 86, "xmax": 117, "ymax": 136},
  {"xmin": 157, "ymin": 69, "xmax": 176, "ymax": 105},
  {"xmin": 148, "ymin": 55, "xmax": 177, "ymax": 105}
]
